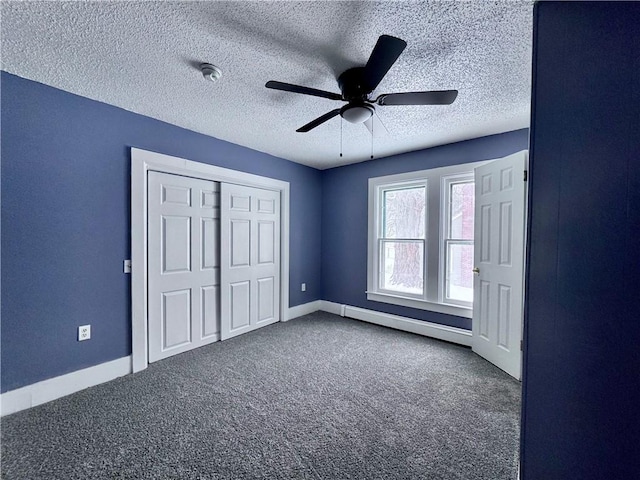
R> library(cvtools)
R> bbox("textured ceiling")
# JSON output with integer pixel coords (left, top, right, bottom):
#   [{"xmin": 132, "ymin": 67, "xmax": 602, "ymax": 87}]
[{"xmin": 1, "ymin": 1, "xmax": 533, "ymax": 169}]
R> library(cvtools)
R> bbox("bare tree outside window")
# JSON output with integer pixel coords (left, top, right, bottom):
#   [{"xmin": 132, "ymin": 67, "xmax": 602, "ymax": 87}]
[{"xmin": 381, "ymin": 187, "xmax": 425, "ymax": 294}]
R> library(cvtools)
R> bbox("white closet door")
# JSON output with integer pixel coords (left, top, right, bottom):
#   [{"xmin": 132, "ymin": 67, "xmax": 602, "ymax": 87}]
[
  {"xmin": 148, "ymin": 171, "xmax": 220, "ymax": 363},
  {"xmin": 220, "ymin": 184, "xmax": 280, "ymax": 340}
]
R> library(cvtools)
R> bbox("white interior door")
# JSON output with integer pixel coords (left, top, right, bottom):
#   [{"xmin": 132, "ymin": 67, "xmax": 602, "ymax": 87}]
[
  {"xmin": 221, "ymin": 183, "xmax": 280, "ymax": 340},
  {"xmin": 148, "ymin": 171, "xmax": 220, "ymax": 362},
  {"xmin": 472, "ymin": 151, "xmax": 527, "ymax": 379}
]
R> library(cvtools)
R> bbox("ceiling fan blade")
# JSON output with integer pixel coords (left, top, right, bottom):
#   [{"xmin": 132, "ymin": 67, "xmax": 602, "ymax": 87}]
[
  {"xmin": 266, "ymin": 81, "xmax": 342, "ymax": 101},
  {"xmin": 296, "ymin": 109, "xmax": 342, "ymax": 132},
  {"xmin": 363, "ymin": 35, "xmax": 407, "ymax": 92},
  {"xmin": 376, "ymin": 90, "xmax": 458, "ymax": 106}
]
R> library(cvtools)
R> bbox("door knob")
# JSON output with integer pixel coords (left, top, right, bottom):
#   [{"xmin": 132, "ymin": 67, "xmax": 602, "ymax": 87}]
[{"xmin": 472, "ymin": 267, "xmax": 480, "ymax": 274}]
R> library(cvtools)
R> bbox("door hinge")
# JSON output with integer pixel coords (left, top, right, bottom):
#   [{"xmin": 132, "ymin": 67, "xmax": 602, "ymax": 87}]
[
  {"xmin": 520, "ymin": 340, "xmax": 523, "ymax": 351},
  {"xmin": 523, "ymin": 170, "xmax": 528, "ymax": 182}
]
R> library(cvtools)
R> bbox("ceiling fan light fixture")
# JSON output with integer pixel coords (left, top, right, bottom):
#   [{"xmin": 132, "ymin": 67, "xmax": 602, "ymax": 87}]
[
  {"xmin": 341, "ymin": 104, "xmax": 375, "ymax": 124},
  {"xmin": 200, "ymin": 63, "xmax": 222, "ymax": 82}
]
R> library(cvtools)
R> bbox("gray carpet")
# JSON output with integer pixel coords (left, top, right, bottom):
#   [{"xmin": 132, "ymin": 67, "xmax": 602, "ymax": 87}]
[{"xmin": 1, "ymin": 312, "xmax": 521, "ymax": 479}]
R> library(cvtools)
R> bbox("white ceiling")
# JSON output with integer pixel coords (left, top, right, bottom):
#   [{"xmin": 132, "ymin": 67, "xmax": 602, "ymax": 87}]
[{"xmin": 1, "ymin": 1, "xmax": 533, "ymax": 170}]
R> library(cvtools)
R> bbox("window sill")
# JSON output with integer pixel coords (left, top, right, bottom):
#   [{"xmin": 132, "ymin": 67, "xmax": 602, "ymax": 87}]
[{"xmin": 366, "ymin": 291, "xmax": 472, "ymax": 319}]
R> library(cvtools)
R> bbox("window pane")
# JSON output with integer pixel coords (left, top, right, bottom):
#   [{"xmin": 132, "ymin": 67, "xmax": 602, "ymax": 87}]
[
  {"xmin": 446, "ymin": 242, "xmax": 473, "ymax": 304},
  {"xmin": 449, "ymin": 182, "xmax": 474, "ymax": 240},
  {"xmin": 380, "ymin": 241, "xmax": 424, "ymax": 295},
  {"xmin": 383, "ymin": 187, "xmax": 425, "ymax": 238}
]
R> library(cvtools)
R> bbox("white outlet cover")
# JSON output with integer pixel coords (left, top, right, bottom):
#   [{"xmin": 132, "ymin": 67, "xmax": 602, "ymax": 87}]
[
  {"xmin": 78, "ymin": 324, "xmax": 91, "ymax": 341},
  {"xmin": 123, "ymin": 259, "xmax": 131, "ymax": 273},
  {"xmin": 301, "ymin": 283, "xmax": 306, "ymax": 292}
]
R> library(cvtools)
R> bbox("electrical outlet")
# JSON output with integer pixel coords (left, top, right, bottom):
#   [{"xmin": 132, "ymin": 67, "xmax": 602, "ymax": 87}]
[
  {"xmin": 78, "ymin": 325, "xmax": 91, "ymax": 341},
  {"xmin": 301, "ymin": 283, "xmax": 306, "ymax": 292}
]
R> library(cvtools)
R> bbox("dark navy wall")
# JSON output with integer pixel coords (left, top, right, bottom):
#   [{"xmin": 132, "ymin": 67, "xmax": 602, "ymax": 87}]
[
  {"xmin": 522, "ymin": 2, "xmax": 640, "ymax": 479},
  {"xmin": 321, "ymin": 129, "xmax": 529, "ymax": 330},
  {"xmin": 1, "ymin": 72, "xmax": 322, "ymax": 392}
]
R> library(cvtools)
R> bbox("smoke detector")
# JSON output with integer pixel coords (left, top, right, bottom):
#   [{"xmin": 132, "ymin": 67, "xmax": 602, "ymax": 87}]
[{"xmin": 200, "ymin": 63, "xmax": 222, "ymax": 82}]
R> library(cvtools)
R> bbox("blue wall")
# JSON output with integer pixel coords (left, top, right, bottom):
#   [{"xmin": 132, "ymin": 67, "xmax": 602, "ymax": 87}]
[
  {"xmin": 522, "ymin": 2, "xmax": 640, "ymax": 478},
  {"xmin": 321, "ymin": 129, "xmax": 529, "ymax": 330},
  {"xmin": 1, "ymin": 70, "xmax": 528, "ymax": 394},
  {"xmin": 1, "ymin": 72, "xmax": 322, "ymax": 392}
]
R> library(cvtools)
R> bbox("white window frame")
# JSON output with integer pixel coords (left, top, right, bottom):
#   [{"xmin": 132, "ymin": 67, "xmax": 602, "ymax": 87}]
[
  {"xmin": 367, "ymin": 161, "xmax": 486, "ymax": 319},
  {"xmin": 375, "ymin": 180, "xmax": 428, "ymax": 300},
  {"xmin": 440, "ymin": 173, "xmax": 475, "ymax": 308}
]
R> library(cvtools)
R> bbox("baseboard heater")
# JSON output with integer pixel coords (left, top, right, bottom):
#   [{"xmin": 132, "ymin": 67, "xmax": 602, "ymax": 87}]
[{"xmin": 332, "ymin": 303, "xmax": 472, "ymax": 347}]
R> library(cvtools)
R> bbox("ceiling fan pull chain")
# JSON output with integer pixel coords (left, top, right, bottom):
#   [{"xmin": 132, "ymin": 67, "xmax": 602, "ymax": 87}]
[
  {"xmin": 340, "ymin": 117, "xmax": 343, "ymax": 158},
  {"xmin": 370, "ymin": 119, "xmax": 374, "ymax": 159}
]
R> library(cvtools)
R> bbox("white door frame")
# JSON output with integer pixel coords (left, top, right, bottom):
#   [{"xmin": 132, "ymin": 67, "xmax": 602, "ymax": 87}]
[{"xmin": 131, "ymin": 148, "xmax": 290, "ymax": 373}]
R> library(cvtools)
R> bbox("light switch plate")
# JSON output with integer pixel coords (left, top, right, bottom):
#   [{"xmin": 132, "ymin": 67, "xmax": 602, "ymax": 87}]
[{"xmin": 123, "ymin": 259, "xmax": 131, "ymax": 273}]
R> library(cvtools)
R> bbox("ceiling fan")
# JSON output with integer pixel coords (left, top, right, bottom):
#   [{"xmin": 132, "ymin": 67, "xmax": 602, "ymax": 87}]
[{"xmin": 265, "ymin": 35, "xmax": 458, "ymax": 134}]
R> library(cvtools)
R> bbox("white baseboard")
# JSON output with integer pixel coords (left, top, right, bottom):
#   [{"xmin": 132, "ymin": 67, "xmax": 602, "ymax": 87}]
[
  {"xmin": 2, "ymin": 302, "xmax": 470, "ymax": 416},
  {"xmin": 286, "ymin": 300, "xmax": 322, "ymax": 320},
  {"xmin": 320, "ymin": 301, "xmax": 472, "ymax": 347},
  {"xmin": 319, "ymin": 300, "xmax": 343, "ymax": 316},
  {"xmin": 1, "ymin": 356, "xmax": 132, "ymax": 417}
]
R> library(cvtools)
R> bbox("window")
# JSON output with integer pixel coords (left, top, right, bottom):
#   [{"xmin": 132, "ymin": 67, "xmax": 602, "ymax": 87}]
[
  {"xmin": 443, "ymin": 177, "xmax": 474, "ymax": 307},
  {"xmin": 367, "ymin": 162, "xmax": 485, "ymax": 318},
  {"xmin": 379, "ymin": 184, "xmax": 426, "ymax": 297}
]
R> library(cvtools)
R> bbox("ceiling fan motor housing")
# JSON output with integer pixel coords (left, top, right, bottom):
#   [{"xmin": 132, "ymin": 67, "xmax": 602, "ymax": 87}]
[
  {"xmin": 338, "ymin": 67, "xmax": 376, "ymax": 124},
  {"xmin": 338, "ymin": 67, "xmax": 372, "ymax": 101}
]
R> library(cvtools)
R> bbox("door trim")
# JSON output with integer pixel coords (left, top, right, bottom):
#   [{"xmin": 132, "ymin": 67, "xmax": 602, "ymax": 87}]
[{"xmin": 131, "ymin": 148, "xmax": 290, "ymax": 373}]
